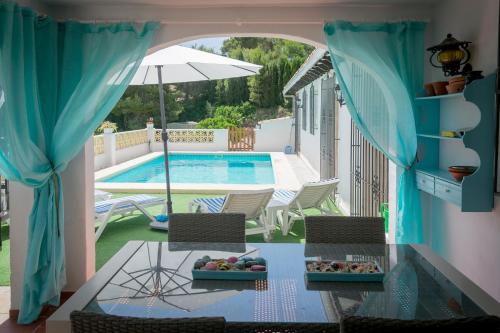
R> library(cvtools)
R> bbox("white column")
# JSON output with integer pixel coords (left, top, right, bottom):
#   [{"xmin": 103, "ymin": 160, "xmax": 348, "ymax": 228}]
[
  {"xmin": 146, "ymin": 122, "xmax": 155, "ymax": 152},
  {"xmin": 103, "ymin": 128, "xmax": 116, "ymax": 167},
  {"xmin": 9, "ymin": 140, "xmax": 95, "ymax": 310}
]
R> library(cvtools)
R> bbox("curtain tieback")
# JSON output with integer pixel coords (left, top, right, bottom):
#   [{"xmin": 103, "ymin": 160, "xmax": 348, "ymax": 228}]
[
  {"xmin": 405, "ymin": 154, "xmax": 419, "ymax": 171},
  {"xmin": 50, "ymin": 166, "xmax": 61, "ymax": 237}
]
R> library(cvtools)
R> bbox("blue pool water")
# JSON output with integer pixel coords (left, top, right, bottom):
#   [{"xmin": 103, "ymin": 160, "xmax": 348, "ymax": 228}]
[{"xmin": 104, "ymin": 153, "xmax": 275, "ymax": 184}]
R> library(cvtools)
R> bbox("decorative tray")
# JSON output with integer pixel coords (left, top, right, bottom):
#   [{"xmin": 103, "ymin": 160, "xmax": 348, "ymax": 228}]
[
  {"xmin": 305, "ymin": 260, "xmax": 384, "ymax": 282},
  {"xmin": 192, "ymin": 255, "xmax": 267, "ymax": 280}
]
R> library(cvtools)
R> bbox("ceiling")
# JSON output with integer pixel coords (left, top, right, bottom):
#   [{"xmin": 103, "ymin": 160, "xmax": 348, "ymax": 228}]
[{"xmin": 39, "ymin": 0, "xmax": 439, "ymax": 7}]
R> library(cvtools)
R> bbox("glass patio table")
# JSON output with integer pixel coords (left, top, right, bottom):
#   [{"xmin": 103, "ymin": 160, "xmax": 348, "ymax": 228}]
[{"xmin": 78, "ymin": 241, "xmax": 489, "ymax": 332}]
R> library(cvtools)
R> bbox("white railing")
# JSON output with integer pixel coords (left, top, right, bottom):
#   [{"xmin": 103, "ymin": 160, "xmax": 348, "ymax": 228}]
[
  {"xmin": 93, "ymin": 135, "xmax": 104, "ymax": 155},
  {"xmin": 93, "ymin": 118, "xmax": 294, "ymax": 171},
  {"xmin": 154, "ymin": 129, "xmax": 215, "ymax": 143},
  {"xmin": 116, "ymin": 129, "xmax": 149, "ymax": 150}
]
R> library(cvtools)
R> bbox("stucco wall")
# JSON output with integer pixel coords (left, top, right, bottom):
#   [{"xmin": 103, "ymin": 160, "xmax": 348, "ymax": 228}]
[
  {"xmin": 297, "ymin": 78, "xmax": 321, "ymax": 173},
  {"xmin": 295, "ymin": 75, "xmax": 353, "ymax": 214},
  {"xmin": 115, "ymin": 143, "xmax": 150, "ymax": 165},
  {"xmin": 254, "ymin": 117, "xmax": 294, "ymax": 152},
  {"xmin": 422, "ymin": 0, "xmax": 500, "ymax": 301},
  {"xmin": 336, "ymin": 105, "xmax": 352, "ymax": 215}
]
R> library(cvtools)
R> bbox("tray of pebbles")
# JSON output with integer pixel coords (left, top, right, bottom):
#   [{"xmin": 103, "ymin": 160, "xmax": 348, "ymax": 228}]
[
  {"xmin": 192, "ymin": 255, "xmax": 267, "ymax": 280},
  {"xmin": 305, "ymin": 260, "xmax": 384, "ymax": 282}
]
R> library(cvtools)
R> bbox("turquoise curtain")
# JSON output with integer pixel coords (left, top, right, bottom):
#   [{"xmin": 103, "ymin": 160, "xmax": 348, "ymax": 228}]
[
  {"xmin": 324, "ymin": 21, "xmax": 425, "ymax": 244},
  {"xmin": 0, "ymin": 2, "xmax": 158, "ymax": 323}
]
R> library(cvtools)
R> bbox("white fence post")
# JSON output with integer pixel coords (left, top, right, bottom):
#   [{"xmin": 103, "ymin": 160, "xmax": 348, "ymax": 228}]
[
  {"xmin": 103, "ymin": 128, "xmax": 116, "ymax": 167},
  {"xmin": 146, "ymin": 121, "xmax": 155, "ymax": 152}
]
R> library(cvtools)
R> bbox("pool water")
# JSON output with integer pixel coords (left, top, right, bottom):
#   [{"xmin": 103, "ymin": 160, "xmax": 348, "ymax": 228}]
[{"xmin": 103, "ymin": 153, "xmax": 275, "ymax": 184}]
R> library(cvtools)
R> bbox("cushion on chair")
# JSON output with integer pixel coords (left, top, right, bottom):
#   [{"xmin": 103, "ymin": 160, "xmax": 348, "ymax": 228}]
[
  {"xmin": 191, "ymin": 197, "xmax": 225, "ymax": 213},
  {"xmin": 95, "ymin": 194, "xmax": 163, "ymax": 215},
  {"xmin": 272, "ymin": 189, "xmax": 296, "ymax": 204}
]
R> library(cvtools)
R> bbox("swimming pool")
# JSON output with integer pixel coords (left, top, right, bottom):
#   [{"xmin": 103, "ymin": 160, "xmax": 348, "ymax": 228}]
[{"xmin": 103, "ymin": 153, "xmax": 275, "ymax": 184}]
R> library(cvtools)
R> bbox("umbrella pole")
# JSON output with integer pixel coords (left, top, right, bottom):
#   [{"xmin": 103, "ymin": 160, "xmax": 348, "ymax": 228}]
[{"xmin": 156, "ymin": 65, "xmax": 173, "ymax": 214}]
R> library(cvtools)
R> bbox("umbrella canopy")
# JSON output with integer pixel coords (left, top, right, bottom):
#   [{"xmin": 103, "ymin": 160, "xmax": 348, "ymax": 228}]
[
  {"xmin": 129, "ymin": 45, "xmax": 261, "ymax": 215},
  {"xmin": 130, "ymin": 45, "xmax": 262, "ymax": 85}
]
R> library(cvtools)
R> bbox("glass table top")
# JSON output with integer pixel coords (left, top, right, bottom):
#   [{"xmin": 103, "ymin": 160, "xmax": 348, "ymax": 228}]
[{"xmin": 84, "ymin": 242, "xmax": 486, "ymax": 323}]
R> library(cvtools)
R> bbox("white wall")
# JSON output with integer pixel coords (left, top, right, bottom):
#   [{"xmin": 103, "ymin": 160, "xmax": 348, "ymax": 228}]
[
  {"xmin": 297, "ymin": 78, "xmax": 321, "ymax": 173},
  {"xmin": 295, "ymin": 74, "xmax": 353, "ymax": 214},
  {"xmin": 336, "ymin": 105, "xmax": 352, "ymax": 215},
  {"xmin": 254, "ymin": 117, "xmax": 294, "ymax": 152},
  {"xmin": 115, "ymin": 143, "xmax": 150, "ymax": 165},
  {"xmin": 421, "ymin": 0, "xmax": 500, "ymax": 301}
]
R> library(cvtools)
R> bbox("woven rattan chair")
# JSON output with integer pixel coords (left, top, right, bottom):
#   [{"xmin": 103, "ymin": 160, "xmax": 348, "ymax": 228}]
[
  {"xmin": 305, "ymin": 216, "xmax": 386, "ymax": 244},
  {"xmin": 168, "ymin": 213, "xmax": 246, "ymax": 243},
  {"xmin": 340, "ymin": 315, "xmax": 500, "ymax": 333},
  {"xmin": 70, "ymin": 311, "xmax": 226, "ymax": 333},
  {"xmin": 226, "ymin": 322, "xmax": 339, "ymax": 333}
]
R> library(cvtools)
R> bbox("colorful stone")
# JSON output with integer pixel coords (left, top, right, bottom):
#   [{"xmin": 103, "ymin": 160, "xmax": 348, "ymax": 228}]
[
  {"xmin": 234, "ymin": 260, "xmax": 246, "ymax": 270},
  {"xmin": 254, "ymin": 257, "xmax": 266, "ymax": 266},
  {"xmin": 205, "ymin": 262, "xmax": 217, "ymax": 270},
  {"xmin": 194, "ymin": 260, "xmax": 205, "ymax": 269},
  {"xmin": 218, "ymin": 263, "xmax": 230, "ymax": 271},
  {"xmin": 250, "ymin": 265, "xmax": 266, "ymax": 271},
  {"xmin": 202, "ymin": 255, "xmax": 211, "ymax": 262},
  {"xmin": 245, "ymin": 260, "xmax": 258, "ymax": 267},
  {"xmin": 227, "ymin": 256, "xmax": 239, "ymax": 264}
]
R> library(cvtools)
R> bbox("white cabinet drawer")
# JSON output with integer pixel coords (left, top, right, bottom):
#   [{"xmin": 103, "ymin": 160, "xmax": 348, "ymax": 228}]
[
  {"xmin": 416, "ymin": 172, "xmax": 435, "ymax": 195},
  {"xmin": 435, "ymin": 179, "xmax": 461, "ymax": 206}
]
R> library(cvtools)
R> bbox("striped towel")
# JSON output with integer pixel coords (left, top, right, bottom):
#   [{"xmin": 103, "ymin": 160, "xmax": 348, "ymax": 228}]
[
  {"xmin": 95, "ymin": 194, "xmax": 163, "ymax": 215},
  {"xmin": 272, "ymin": 189, "xmax": 296, "ymax": 204},
  {"xmin": 191, "ymin": 197, "xmax": 225, "ymax": 213}
]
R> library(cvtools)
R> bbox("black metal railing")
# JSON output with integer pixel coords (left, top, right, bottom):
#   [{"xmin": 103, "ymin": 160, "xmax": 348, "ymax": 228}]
[
  {"xmin": 0, "ymin": 176, "xmax": 8, "ymax": 249},
  {"xmin": 350, "ymin": 121, "xmax": 389, "ymax": 217}
]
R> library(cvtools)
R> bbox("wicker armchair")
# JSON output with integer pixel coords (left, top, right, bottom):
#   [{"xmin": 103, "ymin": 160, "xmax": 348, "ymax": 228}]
[
  {"xmin": 304, "ymin": 216, "xmax": 385, "ymax": 244},
  {"xmin": 168, "ymin": 213, "xmax": 246, "ymax": 243},
  {"xmin": 70, "ymin": 311, "xmax": 226, "ymax": 333},
  {"xmin": 340, "ymin": 315, "xmax": 500, "ymax": 333},
  {"xmin": 226, "ymin": 322, "xmax": 339, "ymax": 333}
]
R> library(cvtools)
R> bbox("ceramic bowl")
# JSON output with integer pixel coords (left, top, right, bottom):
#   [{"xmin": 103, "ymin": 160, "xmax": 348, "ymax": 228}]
[
  {"xmin": 424, "ymin": 83, "xmax": 435, "ymax": 96},
  {"xmin": 431, "ymin": 81, "xmax": 448, "ymax": 95},
  {"xmin": 446, "ymin": 84, "xmax": 464, "ymax": 94},
  {"xmin": 448, "ymin": 166, "xmax": 477, "ymax": 182}
]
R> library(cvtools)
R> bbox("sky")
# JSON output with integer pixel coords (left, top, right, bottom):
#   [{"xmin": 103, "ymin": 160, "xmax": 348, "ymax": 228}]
[{"xmin": 181, "ymin": 37, "xmax": 229, "ymax": 54}]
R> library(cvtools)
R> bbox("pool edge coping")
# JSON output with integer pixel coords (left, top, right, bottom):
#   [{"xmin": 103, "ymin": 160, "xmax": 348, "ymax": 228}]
[{"xmin": 94, "ymin": 151, "xmax": 301, "ymax": 193}]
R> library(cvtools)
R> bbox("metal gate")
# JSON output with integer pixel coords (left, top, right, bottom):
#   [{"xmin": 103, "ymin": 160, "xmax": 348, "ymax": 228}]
[
  {"xmin": 320, "ymin": 77, "xmax": 339, "ymax": 180},
  {"xmin": 350, "ymin": 121, "xmax": 389, "ymax": 217},
  {"xmin": 228, "ymin": 127, "xmax": 255, "ymax": 151},
  {"xmin": 0, "ymin": 176, "xmax": 8, "ymax": 249}
]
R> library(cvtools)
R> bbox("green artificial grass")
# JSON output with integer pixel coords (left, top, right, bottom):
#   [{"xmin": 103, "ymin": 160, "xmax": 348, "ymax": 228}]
[
  {"xmin": 0, "ymin": 192, "xmax": 341, "ymax": 285},
  {"xmin": 95, "ymin": 192, "xmax": 339, "ymax": 270},
  {"xmin": 0, "ymin": 224, "xmax": 10, "ymax": 286}
]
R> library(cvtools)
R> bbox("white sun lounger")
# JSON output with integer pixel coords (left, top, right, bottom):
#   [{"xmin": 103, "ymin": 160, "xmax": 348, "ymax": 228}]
[
  {"xmin": 272, "ymin": 178, "xmax": 340, "ymax": 235},
  {"xmin": 94, "ymin": 189, "xmax": 112, "ymax": 201},
  {"xmin": 188, "ymin": 188, "xmax": 275, "ymax": 241},
  {"xmin": 95, "ymin": 194, "xmax": 165, "ymax": 242}
]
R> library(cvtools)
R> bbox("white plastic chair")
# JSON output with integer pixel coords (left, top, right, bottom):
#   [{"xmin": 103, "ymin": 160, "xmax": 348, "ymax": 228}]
[
  {"xmin": 272, "ymin": 178, "xmax": 340, "ymax": 235},
  {"xmin": 188, "ymin": 188, "xmax": 275, "ymax": 241},
  {"xmin": 95, "ymin": 194, "xmax": 165, "ymax": 242}
]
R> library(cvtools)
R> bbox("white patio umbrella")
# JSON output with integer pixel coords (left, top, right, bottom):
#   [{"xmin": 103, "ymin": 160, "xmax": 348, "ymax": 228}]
[{"xmin": 130, "ymin": 45, "xmax": 262, "ymax": 214}]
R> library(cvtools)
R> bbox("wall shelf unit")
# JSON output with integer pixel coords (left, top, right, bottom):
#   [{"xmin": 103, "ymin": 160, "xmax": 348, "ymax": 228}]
[{"xmin": 415, "ymin": 74, "xmax": 496, "ymax": 212}]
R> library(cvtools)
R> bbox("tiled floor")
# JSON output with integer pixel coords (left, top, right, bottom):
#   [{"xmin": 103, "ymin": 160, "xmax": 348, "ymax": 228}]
[{"xmin": 0, "ymin": 288, "xmax": 51, "ymax": 333}]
